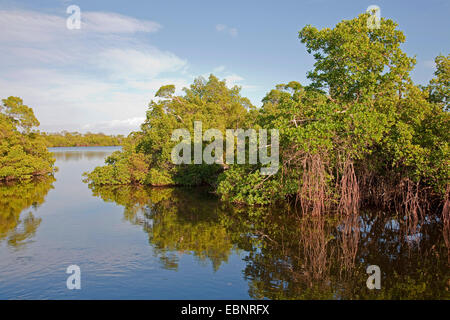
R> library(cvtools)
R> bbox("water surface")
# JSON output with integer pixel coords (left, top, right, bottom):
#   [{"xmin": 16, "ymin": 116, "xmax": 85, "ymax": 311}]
[{"xmin": 0, "ymin": 147, "xmax": 448, "ymax": 299}]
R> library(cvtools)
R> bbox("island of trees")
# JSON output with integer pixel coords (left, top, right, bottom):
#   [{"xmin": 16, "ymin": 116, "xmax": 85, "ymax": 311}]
[{"xmin": 83, "ymin": 13, "xmax": 449, "ymax": 222}]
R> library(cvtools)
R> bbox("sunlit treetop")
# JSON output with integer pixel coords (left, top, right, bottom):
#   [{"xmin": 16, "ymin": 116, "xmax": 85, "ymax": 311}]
[{"xmin": 299, "ymin": 13, "xmax": 416, "ymax": 103}]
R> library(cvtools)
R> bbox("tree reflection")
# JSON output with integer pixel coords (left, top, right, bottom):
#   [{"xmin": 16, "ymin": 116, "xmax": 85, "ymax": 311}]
[
  {"xmin": 0, "ymin": 177, "xmax": 55, "ymax": 248},
  {"xmin": 221, "ymin": 208, "xmax": 339, "ymax": 299},
  {"xmin": 89, "ymin": 185, "xmax": 449, "ymax": 299},
  {"xmin": 89, "ymin": 185, "xmax": 235, "ymax": 271},
  {"xmin": 51, "ymin": 150, "xmax": 114, "ymax": 162},
  {"xmin": 224, "ymin": 208, "xmax": 449, "ymax": 299}
]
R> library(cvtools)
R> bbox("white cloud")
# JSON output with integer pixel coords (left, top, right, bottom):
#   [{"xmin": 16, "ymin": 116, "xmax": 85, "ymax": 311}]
[
  {"xmin": 203, "ymin": 66, "xmax": 257, "ymax": 91},
  {"xmin": 223, "ymin": 74, "xmax": 257, "ymax": 90},
  {"xmin": 125, "ymin": 78, "xmax": 190, "ymax": 93},
  {"xmin": 0, "ymin": 10, "xmax": 64, "ymax": 43},
  {"xmin": 0, "ymin": 9, "xmax": 160, "ymax": 43},
  {"xmin": 215, "ymin": 24, "xmax": 226, "ymax": 32},
  {"xmin": 213, "ymin": 65, "xmax": 226, "ymax": 73},
  {"xmin": 82, "ymin": 12, "xmax": 161, "ymax": 34},
  {"xmin": 82, "ymin": 117, "xmax": 146, "ymax": 134},
  {"xmin": 0, "ymin": 9, "xmax": 191, "ymax": 134},
  {"xmin": 224, "ymin": 74, "xmax": 244, "ymax": 86},
  {"xmin": 215, "ymin": 24, "xmax": 238, "ymax": 37},
  {"xmin": 97, "ymin": 48, "xmax": 187, "ymax": 79},
  {"xmin": 228, "ymin": 28, "xmax": 238, "ymax": 37},
  {"xmin": 0, "ymin": 9, "xmax": 256, "ymax": 133},
  {"xmin": 0, "ymin": 69, "xmax": 149, "ymax": 127}
]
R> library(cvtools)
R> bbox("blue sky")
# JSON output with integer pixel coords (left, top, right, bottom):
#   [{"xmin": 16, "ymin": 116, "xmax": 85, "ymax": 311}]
[{"xmin": 0, "ymin": 0, "xmax": 448, "ymax": 134}]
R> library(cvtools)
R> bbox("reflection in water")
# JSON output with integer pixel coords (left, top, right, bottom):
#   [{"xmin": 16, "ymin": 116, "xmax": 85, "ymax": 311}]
[
  {"xmin": 0, "ymin": 177, "xmax": 55, "ymax": 248},
  {"xmin": 1, "ymin": 147, "xmax": 445, "ymax": 299},
  {"xmin": 222, "ymin": 209, "xmax": 449, "ymax": 299},
  {"xmin": 89, "ymin": 185, "xmax": 449, "ymax": 299},
  {"xmin": 338, "ymin": 213, "xmax": 360, "ymax": 275},
  {"xmin": 51, "ymin": 150, "xmax": 115, "ymax": 162},
  {"xmin": 90, "ymin": 185, "xmax": 235, "ymax": 271}
]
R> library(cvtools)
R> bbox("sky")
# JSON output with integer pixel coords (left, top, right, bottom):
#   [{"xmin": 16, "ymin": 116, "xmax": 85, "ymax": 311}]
[{"xmin": 0, "ymin": 0, "xmax": 449, "ymax": 134}]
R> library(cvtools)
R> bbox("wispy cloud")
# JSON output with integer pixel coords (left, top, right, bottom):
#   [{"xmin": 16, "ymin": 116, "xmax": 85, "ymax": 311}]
[
  {"xmin": 205, "ymin": 66, "xmax": 257, "ymax": 91},
  {"xmin": 97, "ymin": 48, "xmax": 187, "ymax": 79},
  {"xmin": 213, "ymin": 65, "xmax": 226, "ymax": 73},
  {"xmin": 82, "ymin": 11, "xmax": 161, "ymax": 33},
  {"xmin": 0, "ymin": 9, "xmax": 189, "ymax": 134},
  {"xmin": 0, "ymin": 9, "xmax": 161, "ymax": 43},
  {"xmin": 215, "ymin": 24, "xmax": 238, "ymax": 37},
  {"xmin": 0, "ymin": 9, "xmax": 255, "ymax": 133},
  {"xmin": 224, "ymin": 74, "xmax": 244, "ymax": 86},
  {"xmin": 82, "ymin": 117, "xmax": 146, "ymax": 134}
]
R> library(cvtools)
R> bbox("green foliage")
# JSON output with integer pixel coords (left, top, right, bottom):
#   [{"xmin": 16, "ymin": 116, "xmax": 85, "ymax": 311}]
[
  {"xmin": 145, "ymin": 168, "xmax": 175, "ymax": 186},
  {"xmin": 0, "ymin": 97, "xmax": 55, "ymax": 181},
  {"xmin": 298, "ymin": 13, "xmax": 415, "ymax": 103},
  {"xmin": 0, "ymin": 96, "xmax": 40, "ymax": 132},
  {"xmin": 173, "ymin": 164, "xmax": 223, "ymax": 186},
  {"xmin": 155, "ymin": 84, "xmax": 175, "ymax": 98},
  {"xmin": 426, "ymin": 54, "xmax": 449, "ymax": 111},
  {"xmin": 84, "ymin": 13, "xmax": 449, "ymax": 207},
  {"xmin": 83, "ymin": 134, "xmax": 149, "ymax": 185},
  {"xmin": 216, "ymin": 165, "xmax": 286, "ymax": 205},
  {"xmin": 85, "ymin": 74, "xmax": 255, "ymax": 187},
  {"xmin": 218, "ymin": 13, "xmax": 449, "ymax": 205}
]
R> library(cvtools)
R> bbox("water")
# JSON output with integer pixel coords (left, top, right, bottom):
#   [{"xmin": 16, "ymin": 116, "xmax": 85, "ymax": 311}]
[{"xmin": 0, "ymin": 147, "xmax": 448, "ymax": 299}]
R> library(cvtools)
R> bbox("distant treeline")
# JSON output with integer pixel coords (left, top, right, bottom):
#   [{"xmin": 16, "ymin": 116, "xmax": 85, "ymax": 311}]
[{"xmin": 41, "ymin": 132, "xmax": 125, "ymax": 147}]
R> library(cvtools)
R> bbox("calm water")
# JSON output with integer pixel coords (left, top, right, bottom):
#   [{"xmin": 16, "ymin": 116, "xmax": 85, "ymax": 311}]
[{"xmin": 0, "ymin": 147, "xmax": 448, "ymax": 299}]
